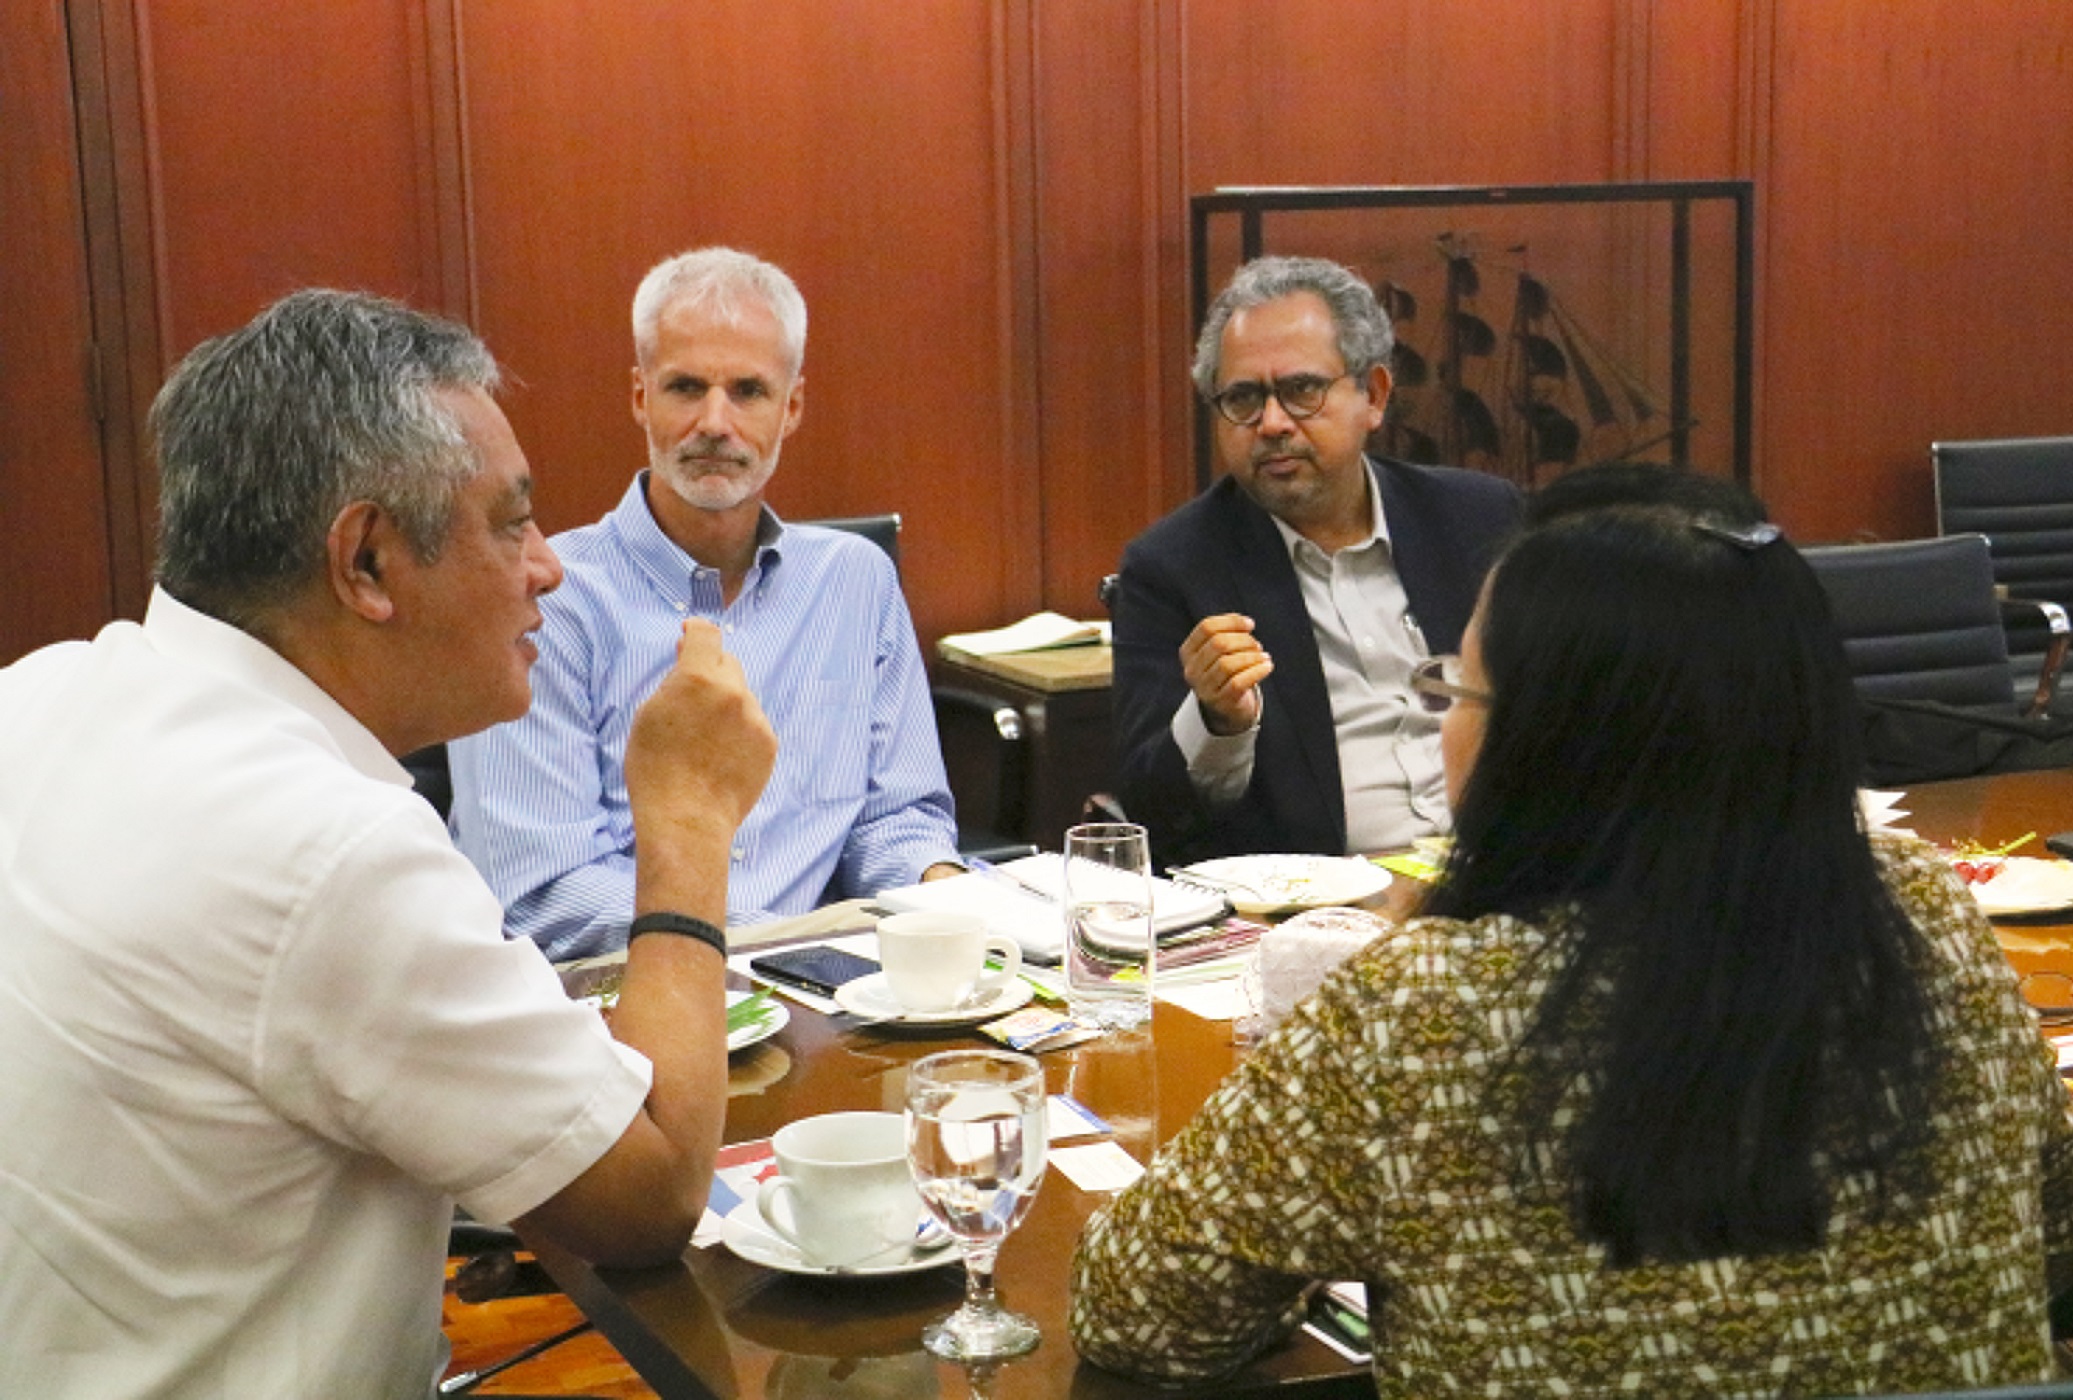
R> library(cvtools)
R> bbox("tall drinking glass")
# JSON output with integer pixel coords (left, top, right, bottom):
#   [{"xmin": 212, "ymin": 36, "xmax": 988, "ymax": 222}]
[
  {"xmin": 1062, "ymin": 822, "xmax": 1155, "ymax": 1030},
  {"xmin": 904, "ymin": 1049, "xmax": 1048, "ymax": 1360}
]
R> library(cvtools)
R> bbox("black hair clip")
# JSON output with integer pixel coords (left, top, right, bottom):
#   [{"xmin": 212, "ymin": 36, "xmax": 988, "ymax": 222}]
[{"xmin": 1691, "ymin": 518, "xmax": 1783, "ymax": 552}]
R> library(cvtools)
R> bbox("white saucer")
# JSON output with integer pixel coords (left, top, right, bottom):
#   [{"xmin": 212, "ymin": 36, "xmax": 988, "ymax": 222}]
[
  {"xmin": 727, "ymin": 989, "xmax": 789, "ymax": 1053},
  {"xmin": 831, "ymin": 972, "xmax": 1032, "ymax": 1027},
  {"xmin": 1968, "ymin": 856, "xmax": 2073, "ymax": 918},
  {"xmin": 1181, "ymin": 854, "xmax": 1391, "ymax": 917},
  {"xmin": 719, "ymin": 1199, "xmax": 957, "ymax": 1277}
]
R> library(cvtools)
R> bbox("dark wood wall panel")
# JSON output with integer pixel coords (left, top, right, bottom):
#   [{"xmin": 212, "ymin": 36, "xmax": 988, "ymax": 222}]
[
  {"xmin": 0, "ymin": 1, "xmax": 112, "ymax": 662},
  {"xmin": 1759, "ymin": 0, "xmax": 2073, "ymax": 541},
  {"xmin": 1181, "ymin": 1, "xmax": 1623, "ymax": 189},
  {"xmin": 9, "ymin": 0, "xmax": 2073, "ymax": 661},
  {"xmin": 460, "ymin": 0, "xmax": 1032, "ymax": 644},
  {"xmin": 139, "ymin": 1, "xmax": 448, "ymax": 354},
  {"xmin": 1031, "ymin": 0, "xmax": 1174, "ymax": 620}
]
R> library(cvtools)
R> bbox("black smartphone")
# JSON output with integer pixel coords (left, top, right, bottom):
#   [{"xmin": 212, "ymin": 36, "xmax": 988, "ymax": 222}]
[
  {"xmin": 748, "ymin": 946, "xmax": 880, "ymax": 998},
  {"xmin": 2047, "ymin": 832, "xmax": 2073, "ymax": 862}
]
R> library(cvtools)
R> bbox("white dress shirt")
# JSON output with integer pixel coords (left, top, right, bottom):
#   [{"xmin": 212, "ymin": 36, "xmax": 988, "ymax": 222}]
[{"xmin": 0, "ymin": 590, "xmax": 650, "ymax": 1400}]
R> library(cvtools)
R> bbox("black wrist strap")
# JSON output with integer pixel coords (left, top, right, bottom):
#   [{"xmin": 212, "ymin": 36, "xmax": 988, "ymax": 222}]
[{"xmin": 627, "ymin": 912, "xmax": 727, "ymax": 958}]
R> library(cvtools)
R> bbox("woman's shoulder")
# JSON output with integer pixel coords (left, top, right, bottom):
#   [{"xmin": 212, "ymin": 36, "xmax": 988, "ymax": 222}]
[
  {"xmin": 1869, "ymin": 829, "xmax": 1973, "ymax": 922},
  {"xmin": 1320, "ymin": 906, "xmax": 1560, "ymax": 1021}
]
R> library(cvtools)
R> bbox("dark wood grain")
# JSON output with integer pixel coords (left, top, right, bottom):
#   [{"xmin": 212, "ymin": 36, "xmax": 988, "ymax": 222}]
[{"xmin": 531, "ymin": 998, "xmax": 1370, "ymax": 1398}]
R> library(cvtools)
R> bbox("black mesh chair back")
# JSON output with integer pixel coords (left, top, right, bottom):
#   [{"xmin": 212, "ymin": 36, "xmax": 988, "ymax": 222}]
[{"xmin": 1801, "ymin": 535, "xmax": 2020, "ymax": 713}]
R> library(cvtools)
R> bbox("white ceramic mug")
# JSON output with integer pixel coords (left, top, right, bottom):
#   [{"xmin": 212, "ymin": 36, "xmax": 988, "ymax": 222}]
[
  {"xmin": 756, "ymin": 1111, "xmax": 922, "ymax": 1267},
  {"xmin": 875, "ymin": 910, "xmax": 1022, "ymax": 1014}
]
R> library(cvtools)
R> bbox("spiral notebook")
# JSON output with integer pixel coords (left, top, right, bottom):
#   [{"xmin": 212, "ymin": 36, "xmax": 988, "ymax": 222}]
[{"xmin": 875, "ymin": 852, "xmax": 1225, "ymax": 964}]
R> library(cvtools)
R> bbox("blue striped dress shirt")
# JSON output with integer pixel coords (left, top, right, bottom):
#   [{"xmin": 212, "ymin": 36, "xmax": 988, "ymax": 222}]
[{"xmin": 449, "ymin": 474, "xmax": 958, "ymax": 960}]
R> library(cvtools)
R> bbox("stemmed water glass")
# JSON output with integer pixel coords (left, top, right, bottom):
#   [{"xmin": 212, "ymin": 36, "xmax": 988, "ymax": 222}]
[{"xmin": 903, "ymin": 1048, "xmax": 1048, "ymax": 1360}]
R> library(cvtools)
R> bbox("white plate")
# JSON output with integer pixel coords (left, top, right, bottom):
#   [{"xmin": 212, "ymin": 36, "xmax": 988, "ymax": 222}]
[
  {"xmin": 832, "ymin": 971, "xmax": 1032, "ymax": 1027},
  {"xmin": 719, "ymin": 1199, "xmax": 956, "ymax": 1278},
  {"xmin": 1966, "ymin": 856, "xmax": 2073, "ymax": 917},
  {"xmin": 727, "ymin": 989, "xmax": 790, "ymax": 1052},
  {"xmin": 1181, "ymin": 855, "xmax": 1391, "ymax": 917}
]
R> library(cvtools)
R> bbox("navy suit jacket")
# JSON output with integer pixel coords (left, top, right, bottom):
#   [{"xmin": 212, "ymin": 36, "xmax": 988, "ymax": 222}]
[{"xmin": 1110, "ymin": 456, "xmax": 1522, "ymax": 866}]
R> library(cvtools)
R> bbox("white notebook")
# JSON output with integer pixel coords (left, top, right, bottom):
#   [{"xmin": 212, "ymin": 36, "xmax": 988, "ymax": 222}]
[{"xmin": 876, "ymin": 852, "xmax": 1225, "ymax": 964}]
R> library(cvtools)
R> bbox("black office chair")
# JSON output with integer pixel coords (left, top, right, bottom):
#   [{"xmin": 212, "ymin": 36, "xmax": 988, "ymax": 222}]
[
  {"xmin": 1934, "ymin": 435, "xmax": 2073, "ymax": 714},
  {"xmin": 1804, "ymin": 534, "xmax": 2073, "ymax": 784},
  {"xmin": 402, "ymin": 743, "xmax": 454, "ymax": 821},
  {"xmin": 806, "ymin": 515, "xmax": 1036, "ymax": 862},
  {"xmin": 1802, "ymin": 535, "xmax": 2046, "ymax": 714}
]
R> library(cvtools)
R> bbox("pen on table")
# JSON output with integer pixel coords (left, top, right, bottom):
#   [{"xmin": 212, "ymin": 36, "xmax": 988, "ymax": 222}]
[
  {"xmin": 1308, "ymin": 1286, "xmax": 1371, "ymax": 1354},
  {"xmin": 965, "ymin": 854, "xmax": 1059, "ymax": 905},
  {"xmin": 959, "ymin": 858, "xmax": 1071, "ymax": 988}
]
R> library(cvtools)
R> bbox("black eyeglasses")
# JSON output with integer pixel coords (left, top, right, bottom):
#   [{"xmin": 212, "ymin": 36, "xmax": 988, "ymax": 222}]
[
  {"xmin": 1207, "ymin": 373, "xmax": 1352, "ymax": 428},
  {"xmin": 1410, "ymin": 655, "xmax": 1492, "ymax": 714}
]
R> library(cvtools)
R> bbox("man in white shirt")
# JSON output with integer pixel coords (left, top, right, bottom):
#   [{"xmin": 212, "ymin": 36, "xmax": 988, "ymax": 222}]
[{"xmin": 0, "ymin": 289, "xmax": 774, "ymax": 1399}]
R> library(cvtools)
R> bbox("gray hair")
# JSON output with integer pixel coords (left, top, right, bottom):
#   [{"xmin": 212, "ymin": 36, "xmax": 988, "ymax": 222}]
[
  {"xmin": 152, "ymin": 289, "xmax": 499, "ymax": 626},
  {"xmin": 631, "ymin": 247, "xmax": 808, "ymax": 378},
  {"xmin": 1190, "ymin": 255, "xmax": 1395, "ymax": 397}
]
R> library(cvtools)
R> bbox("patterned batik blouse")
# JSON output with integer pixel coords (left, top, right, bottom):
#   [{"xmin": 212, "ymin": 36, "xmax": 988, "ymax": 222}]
[{"xmin": 1070, "ymin": 836, "xmax": 2073, "ymax": 1397}]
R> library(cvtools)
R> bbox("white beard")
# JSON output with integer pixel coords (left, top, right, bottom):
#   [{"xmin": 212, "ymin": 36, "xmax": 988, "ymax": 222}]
[{"xmin": 654, "ymin": 437, "xmax": 781, "ymax": 513}]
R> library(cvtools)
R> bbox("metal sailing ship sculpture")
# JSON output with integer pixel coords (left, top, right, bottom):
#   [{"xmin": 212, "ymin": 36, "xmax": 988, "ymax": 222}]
[{"xmin": 1374, "ymin": 234, "xmax": 1694, "ymax": 487}]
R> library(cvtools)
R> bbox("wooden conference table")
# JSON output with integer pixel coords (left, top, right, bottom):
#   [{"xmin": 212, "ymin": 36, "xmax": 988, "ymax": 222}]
[{"xmin": 531, "ymin": 767, "xmax": 2073, "ymax": 1400}]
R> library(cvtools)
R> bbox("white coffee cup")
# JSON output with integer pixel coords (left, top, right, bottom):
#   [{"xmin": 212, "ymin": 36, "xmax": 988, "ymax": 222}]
[
  {"xmin": 756, "ymin": 1111, "xmax": 922, "ymax": 1267},
  {"xmin": 876, "ymin": 910, "xmax": 1022, "ymax": 1014}
]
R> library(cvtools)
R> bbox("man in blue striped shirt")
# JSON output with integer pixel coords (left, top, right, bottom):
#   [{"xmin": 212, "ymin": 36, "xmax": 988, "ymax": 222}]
[{"xmin": 450, "ymin": 248, "xmax": 962, "ymax": 960}]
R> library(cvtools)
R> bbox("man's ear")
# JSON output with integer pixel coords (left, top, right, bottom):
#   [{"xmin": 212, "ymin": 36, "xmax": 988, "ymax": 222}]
[
  {"xmin": 779, "ymin": 372, "xmax": 806, "ymax": 441},
  {"xmin": 1362, "ymin": 364, "xmax": 1392, "ymax": 433},
  {"xmin": 325, "ymin": 500, "xmax": 398, "ymax": 622}
]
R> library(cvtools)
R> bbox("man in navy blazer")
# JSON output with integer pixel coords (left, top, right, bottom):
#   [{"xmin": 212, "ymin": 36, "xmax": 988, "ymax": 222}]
[{"xmin": 1111, "ymin": 257, "xmax": 1521, "ymax": 866}]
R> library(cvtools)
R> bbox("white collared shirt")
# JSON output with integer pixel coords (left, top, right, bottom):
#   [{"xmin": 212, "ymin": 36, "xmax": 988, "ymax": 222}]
[
  {"xmin": 1172, "ymin": 477, "xmax": 1448, "ymax": 852},
  {"xmin": 0, "ymin": 590, "xmax": 651, "ymax": 1400}
]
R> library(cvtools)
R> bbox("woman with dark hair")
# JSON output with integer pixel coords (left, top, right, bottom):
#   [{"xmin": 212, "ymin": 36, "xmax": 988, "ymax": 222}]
[{"xmin": 1071, "ymin": 504, "xmax": 2073, "ymax": 1395}]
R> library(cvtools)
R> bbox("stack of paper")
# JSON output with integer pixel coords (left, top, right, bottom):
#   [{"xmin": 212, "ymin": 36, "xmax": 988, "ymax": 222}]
[
  {"xmin": 876, "ymin": 851, "xmax": 1225, "ymax": 963},
  {"xmin": 940, "ymin": 611, "xmax": 1110, "ymax": 657}
]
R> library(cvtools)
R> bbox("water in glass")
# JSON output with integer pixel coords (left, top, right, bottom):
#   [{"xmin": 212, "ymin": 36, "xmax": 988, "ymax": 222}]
[
  {"xmin": 905, "ymin": 1049, "xmax": 1048, "ymax": 1360},
  {"xmin": 1062, "ymin": 822, "xmax": 1155, "ymax": 1030}
]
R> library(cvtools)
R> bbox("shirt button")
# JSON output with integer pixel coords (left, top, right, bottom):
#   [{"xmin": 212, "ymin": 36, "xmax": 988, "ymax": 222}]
[
  {"xmin": 724, "ymin": 623, "xmax": 736, "ymax": 635},
  {"xmin": 674, "ymin": 602, "xmax": 688, "ymax": 615},
  {"xmin": 732, "ymin": 846, "xmax": 746, "ymax": 861}
]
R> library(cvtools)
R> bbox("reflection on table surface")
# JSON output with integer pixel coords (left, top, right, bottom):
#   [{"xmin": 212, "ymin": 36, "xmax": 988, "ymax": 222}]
[
  {"xmin": 531, "ymin": 769, "xmax": 2073, "ymax": 1399},
  {"xmin": 530, "ymin": 989, "xmax": 1370, "ymax": 1398}
]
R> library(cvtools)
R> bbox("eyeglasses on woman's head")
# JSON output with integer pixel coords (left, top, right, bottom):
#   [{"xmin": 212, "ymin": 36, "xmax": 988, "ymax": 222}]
[{"xmin": 1410, "ymin": 655, "xmax": 1492, "ymax": 714}]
